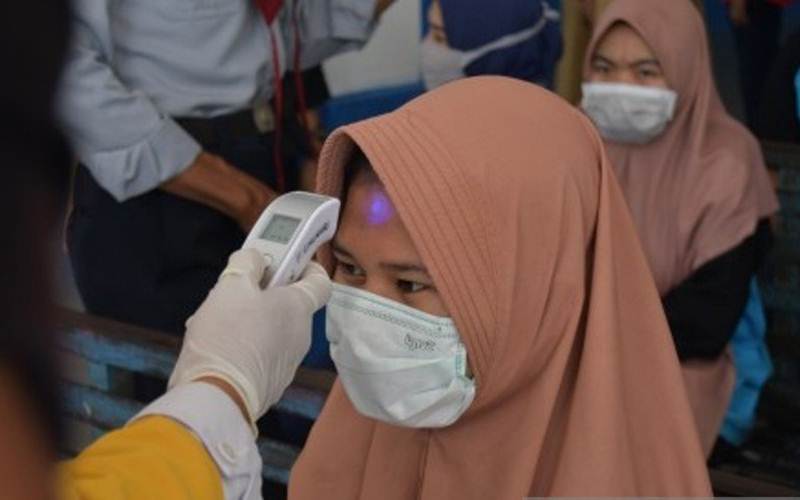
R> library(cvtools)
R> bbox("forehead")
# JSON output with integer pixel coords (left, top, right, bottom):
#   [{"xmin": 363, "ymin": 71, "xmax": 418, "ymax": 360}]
[
  {"xmin": 594, "ymin": 22, "xmax": 658, "ymax": 63},
  {"xmin": 337, "ymin": 176, "xmax": 423, "ymax": 264}
]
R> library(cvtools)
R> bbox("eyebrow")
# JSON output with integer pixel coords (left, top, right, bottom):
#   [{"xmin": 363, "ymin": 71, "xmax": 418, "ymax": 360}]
[
  {"xmin": 591, "ymin": 54, "xmax": 615, "ymax": 66},
  {"xmin": 592, "ymin": 53, "xmax": 661, "ymax": 68},
  {"xmin": 429, "ymin": 22, "xmax": 445, "ymax": 32},
  {"xmin": 632, "ymin": 59, "xmax": 661, "ymax": 67},
  {"xmin": 332, "ymin": 241, "xmax": 431, "ymax": 275}
]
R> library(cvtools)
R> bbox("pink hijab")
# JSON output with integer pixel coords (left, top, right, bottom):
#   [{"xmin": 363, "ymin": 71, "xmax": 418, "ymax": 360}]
[
  {"xmin": 584, "ymin": 0, "xmax": 779, "ymax": 455},
  {"xmin": 289, "ymin": 77, "xmax": 711, "ymax": 498}
]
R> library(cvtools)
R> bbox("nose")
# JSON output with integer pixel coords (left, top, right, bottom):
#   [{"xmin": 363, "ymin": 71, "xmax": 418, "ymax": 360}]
[{"xmin": 605, "ymin": 68, "xmax": 637, "ymax": 85}]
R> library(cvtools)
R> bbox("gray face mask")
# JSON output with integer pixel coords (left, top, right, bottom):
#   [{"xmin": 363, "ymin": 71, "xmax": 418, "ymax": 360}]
[
  {"xmin": 581, "ymin": 82, "xmax": 678, "ymax": 145},
  {"xmin": 419, "ymin": 6, "xmax": 558, "ymax": 91}
]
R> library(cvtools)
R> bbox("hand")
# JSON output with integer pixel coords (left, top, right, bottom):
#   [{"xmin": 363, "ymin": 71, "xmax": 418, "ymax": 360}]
[
  {"xmin": 730, "ymin": 0, "xmax": 749, "ymax": 26},
  {"xmin": 168, "ymin": 249, "xmax": 332, "ymax": 431},
  {"xmin": 161, "ymin": 151, "xmax": 277, "ymax": 232}
]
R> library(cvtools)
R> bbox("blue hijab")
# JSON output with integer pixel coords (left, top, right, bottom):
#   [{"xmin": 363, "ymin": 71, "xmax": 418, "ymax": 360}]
[{"xmin": 437, "ymin": 0, "xmax": 562, "ymax": 87}]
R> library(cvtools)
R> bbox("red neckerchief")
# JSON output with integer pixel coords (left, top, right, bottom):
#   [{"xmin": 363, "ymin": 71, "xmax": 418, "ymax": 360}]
[
  {"xmin": 255, "ymin": 0, "xmax": 287, "ymax": 192},
  {"xmin": 254, "ymin": 0, "xmax": 316, "ymax": 192},
  {"xmin": 255, "ymin": 0, "xmax": 283, "ymax": 23}
]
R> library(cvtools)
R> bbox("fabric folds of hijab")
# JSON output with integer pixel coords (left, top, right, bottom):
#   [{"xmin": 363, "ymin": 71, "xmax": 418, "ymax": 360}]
[
  {"xmin": 584, "ymin": 0, "xmax": 780, "ymax": 455},
  {"xmin": 289, "ymin": 76, "xmax": 711, "ymax": 498},
  {"xmin": 438, "ymin": 0, "xmax": 562, "ymax": 86}
]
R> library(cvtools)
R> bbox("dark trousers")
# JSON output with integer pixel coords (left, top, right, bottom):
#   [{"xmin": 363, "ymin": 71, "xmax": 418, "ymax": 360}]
[
  {"xmin": 68, "ymin": 126, "xmax": 296, "ymax": 335},
  {"xmin": 733, "ymin": 0, "xmax": 784, "ymax": 128}
]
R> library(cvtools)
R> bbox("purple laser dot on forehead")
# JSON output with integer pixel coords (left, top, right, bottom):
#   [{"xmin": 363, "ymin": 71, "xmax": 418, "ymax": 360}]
[{"xmin": 366, "ymin": 189, "xmax": 394, "ymax": 226}]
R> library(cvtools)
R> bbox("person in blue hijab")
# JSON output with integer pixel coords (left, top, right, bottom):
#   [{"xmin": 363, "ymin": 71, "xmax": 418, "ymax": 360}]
[{"xmin": 420, "ymin": 0, "xmax": 562, "ymax": 90}]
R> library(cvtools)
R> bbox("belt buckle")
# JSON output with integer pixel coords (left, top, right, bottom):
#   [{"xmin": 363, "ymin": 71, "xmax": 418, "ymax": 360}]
[{"xmin": 253, "ymin": 103, "xmax": 275, "ymax": 134}]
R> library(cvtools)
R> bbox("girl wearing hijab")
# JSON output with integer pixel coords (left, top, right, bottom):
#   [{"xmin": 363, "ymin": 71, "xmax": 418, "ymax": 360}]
[
  {"xmin": 289, "ymin": 76, "xmax": 711, "ymax": 497},
  {"xmin": 420, "ymin": 0, "xmax": 562, "ymax": 90},
  {"xmin": 581, "ymin": 0, "xmax": 780, "ymax": 456}
]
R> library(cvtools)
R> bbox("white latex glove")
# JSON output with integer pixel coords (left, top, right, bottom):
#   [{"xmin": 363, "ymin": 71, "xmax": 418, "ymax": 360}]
[{"xmin": 168, "ymin": 248, "xmax": 332, "ymax": 431}]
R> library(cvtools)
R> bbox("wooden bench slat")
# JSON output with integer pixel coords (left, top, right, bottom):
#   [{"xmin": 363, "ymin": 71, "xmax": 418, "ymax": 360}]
[
  {"xmin": 63, "ymin": 383, "xmax": 145, "ymax": 429},
  {"xmin": 763, "ymin": 140, "xmax": 800, "ymax": 173},
  {"xmin": 62, "ymin": 417, "xmax": 107, "ymax": 456},
  {"xmin": 56, "ymin": 308, "xmax": 182, "ymax": 351},
  {"xmin": 711, "ymin": 468, "xmax": 800, "ymax": 497},
  {"xmin": 61, "ymin": 350, "xmax": 133, "ymax": 393},
  {"xmin": 61, "ymin": 382, "xmax": 303, "ymax": 484},
  {"xmin": 62, "ymin": 377, "xmax": 327, "ymax": 433},
  {"xmin": 274, "ymin": 386, "xmax": 326, "ymax": 421},
  {"xmin": 59, "ymin": 327, "xmax": 178, "ymax": 380},
  {"xmin": 58, "ymin": 309, "xmax": 331, "ymax": 419},
  {"xmin": 258, "ymin": 440, "xmax": 300, "ymax": 485}
]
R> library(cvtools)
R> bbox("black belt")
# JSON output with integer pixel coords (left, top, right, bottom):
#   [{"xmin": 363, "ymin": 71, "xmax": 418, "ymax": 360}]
[{"xmin": 176, "ymin": 106, "xmax": 274, "ymax": 147}]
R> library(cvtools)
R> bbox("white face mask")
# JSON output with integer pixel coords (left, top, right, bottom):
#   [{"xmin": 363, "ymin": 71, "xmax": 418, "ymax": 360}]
[
  {"xmin": 420, "ymin": 6, "xmax": 557, "ymax": 90},
  {"xmin": 581, "ymin": 82, "xmax": 678, "ymax": 145},
  {"xmin": 326, "ymin": 283, "xmax": 476, "ymax": 428}
]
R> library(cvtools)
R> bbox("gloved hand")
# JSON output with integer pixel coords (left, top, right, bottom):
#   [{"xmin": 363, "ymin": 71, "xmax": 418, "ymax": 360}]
[{"xmin": 168, "ymin": 248, "xmax": 332, "ymax": 431}]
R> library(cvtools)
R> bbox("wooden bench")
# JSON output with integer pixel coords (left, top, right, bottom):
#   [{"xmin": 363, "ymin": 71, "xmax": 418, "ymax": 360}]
[
  {"xmin": 707, "ymin": 141, "xmax": 800, "ymax": 495},
  {"xmin": 759, "ymin": 140, "xmax": 800, "ymax": 425},
  {"xmin": 56, "ymin": 308, "xmax": 332, "ymax": 485}
]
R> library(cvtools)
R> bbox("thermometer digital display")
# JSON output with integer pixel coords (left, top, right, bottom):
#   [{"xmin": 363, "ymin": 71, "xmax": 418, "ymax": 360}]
[{"xmin": 242, "ymin": 191, "xmax": 340, "ymax": 288}]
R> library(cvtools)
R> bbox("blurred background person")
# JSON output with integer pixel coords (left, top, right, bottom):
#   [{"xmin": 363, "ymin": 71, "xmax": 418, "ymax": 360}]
[
  {"xmin": 582, "ymin": 0, "xmax": 779, "ymax": 456},
  {"xmin": 59, "ymin": 0, "xmax": 393, "ymax": 337},
  {"xmin": 554, "ymin": 0, "xmax": 704, "ymax": 103},
  {"xmin": 420, "ymin": 0, "xmax": 562, "ymax": 90}
]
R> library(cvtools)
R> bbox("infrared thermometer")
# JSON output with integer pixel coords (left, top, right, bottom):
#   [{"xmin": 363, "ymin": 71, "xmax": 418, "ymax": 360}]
[{"xmin": 242, "ymin": 191, "xmax": 340, "ymax": 288}]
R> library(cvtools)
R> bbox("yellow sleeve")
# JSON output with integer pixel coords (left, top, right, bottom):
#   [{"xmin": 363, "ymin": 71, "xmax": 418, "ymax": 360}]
[{"xmin": 58, "ymin": 416, "xmax": 223, "ymax": 500}]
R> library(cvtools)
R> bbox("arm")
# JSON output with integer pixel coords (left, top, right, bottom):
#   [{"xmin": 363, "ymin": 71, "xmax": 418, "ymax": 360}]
[
  {"xmin": 59, "ymin": 384, "xmax": 247, "ymax": 500},
  {"xmin": 161, "ymin": 152, "xmax": 276, "ymax": 232},
  {"xmin": 289, "ymin": 0, "xmax": 396, "ymax": 70},
  {"xmin": 57, "ymin": 1, "xmax": 201, "ymax": 202},
  {"xmin": 59, "ymin": 2, "xmax": 275, "ymax": 229},
  {"xmin": 59, "ymin": 250, "xmax": 332, "ymax": 500},
  {"xmin": 663, "ymin": 221, "xmax": 771, "ymax": 361}
]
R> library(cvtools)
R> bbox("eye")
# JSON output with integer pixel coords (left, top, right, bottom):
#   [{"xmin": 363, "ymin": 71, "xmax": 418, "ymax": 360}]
[
  {"xmin": 337, "ymin": 261, "xmax": 366, "ymax": 278},
  {"xmin": 397, "ymin": 280, "xmax": 429, "ymax": 294},
  {"xmin": 591, "ymin": 61, "xmax": 611, "ymax": 74},
  {"xmin": 638, "ymin": 66, "xmax": 662, "ymax": 80}
]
